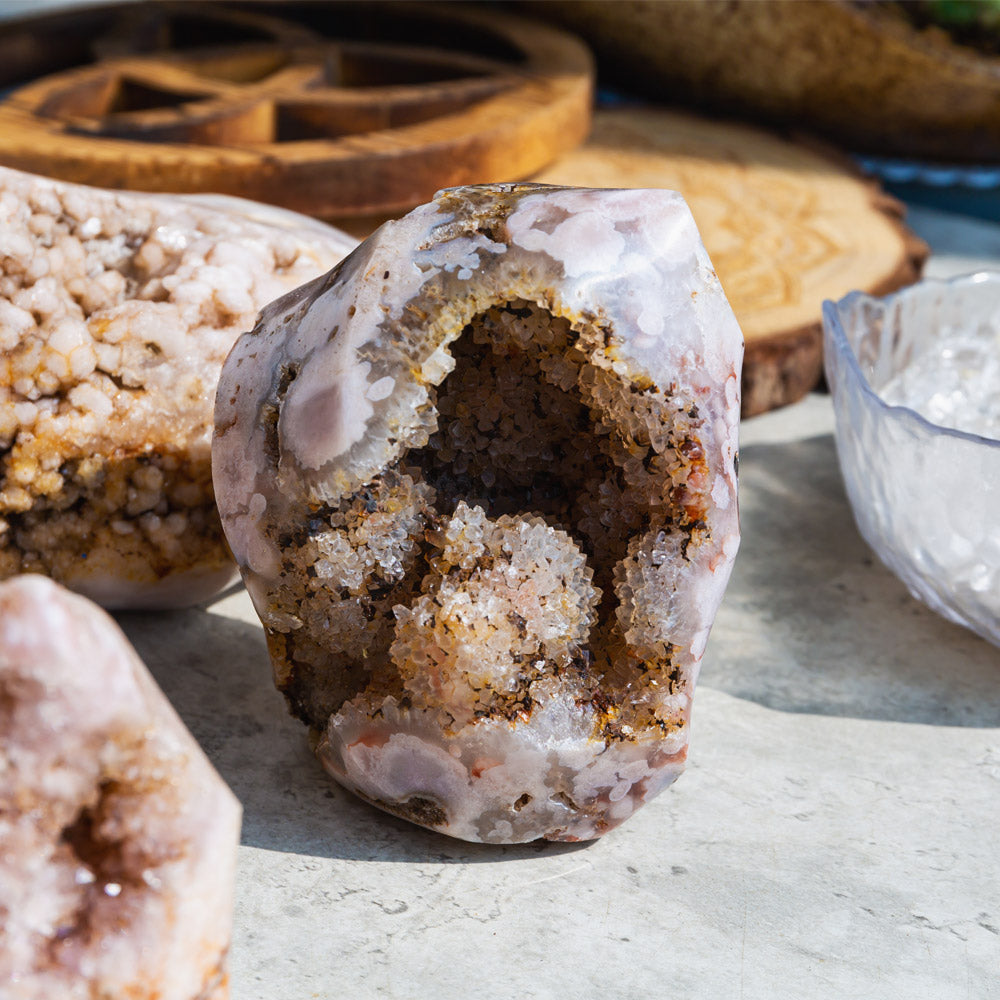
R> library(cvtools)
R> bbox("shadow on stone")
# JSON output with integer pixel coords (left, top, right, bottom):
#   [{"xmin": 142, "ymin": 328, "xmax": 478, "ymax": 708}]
[
  {"xmin": 704, "ymin": 433, "xmax": 1000, "ymax": 727},
  {"xmin": 118, "ymin": 607, "xmax": 589, "ymax": 862},
  {"xmin": 114, "ymin": 431, "xmax": 999, "ymax": 864}
]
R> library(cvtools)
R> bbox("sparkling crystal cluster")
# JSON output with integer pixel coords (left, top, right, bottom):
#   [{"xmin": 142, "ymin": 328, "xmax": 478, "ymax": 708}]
[
  {"xmin": 0, "ymin": 167, "xmax": 355, "ymax": 608},
  {"xmin": 214, "ymin": 184, "xmax": 743, "ymax": 842},
  {"xmin": 0, "ymin": 575, "xmax": 241, "ymax": 999},
  {"xmin": 880, "ymin": 332, "xmax": 1000, "ymax": 440}
]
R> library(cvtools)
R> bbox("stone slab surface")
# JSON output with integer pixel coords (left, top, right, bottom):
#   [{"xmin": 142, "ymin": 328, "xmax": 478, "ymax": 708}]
[{"xmin": 113, "ymin": 206, "xmax": 1000, "ymax": 999}]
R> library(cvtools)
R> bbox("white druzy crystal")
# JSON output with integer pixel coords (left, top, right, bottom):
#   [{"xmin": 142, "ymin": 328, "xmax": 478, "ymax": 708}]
[
  {"xmin": 0, "ymin": 575, "xmax": 241, "ymax": 998},
  {"xmin": 214, "ymin": 184, "xmax": 742, "ymax": 842},
  {"xmin": 0, "ymin": 167, "xmax": 356, "ymax": 608}
]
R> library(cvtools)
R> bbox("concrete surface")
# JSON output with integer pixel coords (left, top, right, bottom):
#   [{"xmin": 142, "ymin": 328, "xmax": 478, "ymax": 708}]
[{"xmin": 116, "ymin": 207, "xmax": 1000, "ymax": 999}]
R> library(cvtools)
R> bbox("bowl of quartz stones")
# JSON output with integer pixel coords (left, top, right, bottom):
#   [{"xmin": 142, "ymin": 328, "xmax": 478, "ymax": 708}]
[{"xmin": 823, "ymin": 272, "xmax": 1000, "ymax": 646}]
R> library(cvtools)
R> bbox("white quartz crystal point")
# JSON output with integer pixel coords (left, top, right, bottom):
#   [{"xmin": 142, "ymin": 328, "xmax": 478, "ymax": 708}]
[
  {"xmin": 214, "ymin": 183, "xmax": 742, "ymax": 843},
  {"xmin": 0, "ymin": 165, "xmax": 357, "ymax": 609},
  {"xmin": 0, "ymin": 575, "xmax": 242, "ymax": 1000}
]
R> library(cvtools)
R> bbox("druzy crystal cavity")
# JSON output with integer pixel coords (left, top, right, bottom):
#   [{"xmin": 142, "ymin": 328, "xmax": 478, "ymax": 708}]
[
  {"xmin": 0, "ymin": 166, "xmax": 355, "ymax": 608},
  {"xmin": 214, "ymin": 184, "xmax": 742, "ymax": 842},
  {"xmin": 0, "ymin": 575, "xmax": 241, "ymax": 998}
]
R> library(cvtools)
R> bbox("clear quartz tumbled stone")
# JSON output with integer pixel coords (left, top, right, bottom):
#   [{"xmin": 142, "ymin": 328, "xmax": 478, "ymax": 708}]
[{"xmin": 213, "ymin": 184, "xmax": 743, "ymax": 842}]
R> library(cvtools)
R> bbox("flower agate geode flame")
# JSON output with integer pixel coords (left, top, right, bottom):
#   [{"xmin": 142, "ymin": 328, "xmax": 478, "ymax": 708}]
[
  {"xmin": 213, "ymin": 184, "xmax": 742, "ymax": 843},
  {"xmin": 0, "ymin": 575, "xmax": 241, "ymax": 998}
]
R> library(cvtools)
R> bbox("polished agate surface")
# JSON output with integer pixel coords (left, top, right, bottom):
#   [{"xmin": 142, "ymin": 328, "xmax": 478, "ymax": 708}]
[
  {"xmin": 0, "ymin": 575, "xmax": 241, "ymax": 998},
  {"xmin": 214, "ymin": 183, "xmax": 742, "ymax": 842}
]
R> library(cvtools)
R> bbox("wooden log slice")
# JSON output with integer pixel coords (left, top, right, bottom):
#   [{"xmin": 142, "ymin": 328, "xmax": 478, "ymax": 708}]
[
  {"xmin": 0, "ymin": 5, "xmax": 592, "ymax": 217},
  {"xmin": 532, "ymin": 108, "xmax": 928, "ymax": 417}
]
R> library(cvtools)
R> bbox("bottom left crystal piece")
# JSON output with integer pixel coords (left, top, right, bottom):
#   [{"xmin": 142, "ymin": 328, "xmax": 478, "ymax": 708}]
[{"xmin": 0, "ymin": 575, "xmax": 241, "ymax": 1000}]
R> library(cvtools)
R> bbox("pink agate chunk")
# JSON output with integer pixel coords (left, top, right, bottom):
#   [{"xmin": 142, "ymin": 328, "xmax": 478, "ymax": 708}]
[
  {"xmin": 0, "ymin": 575, "xmax": 241, "ymax": 998},
  {"xmin": 0, "ymin": 166, "xmax": 356, "ymax": 609},
  {"xmin": 214, "ymin": 183, "xmax": 742, "ymax": 842}
]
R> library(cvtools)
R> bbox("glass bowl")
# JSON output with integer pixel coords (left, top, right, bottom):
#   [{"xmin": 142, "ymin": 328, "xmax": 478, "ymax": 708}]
[{"xmin": 822, "ymin": 272, "xmax": 1000, "ymax": 647}]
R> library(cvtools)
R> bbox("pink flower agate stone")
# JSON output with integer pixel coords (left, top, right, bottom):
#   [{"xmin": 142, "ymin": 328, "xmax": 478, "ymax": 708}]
[
  {"xmin": 0, "ymin": 575, "xmax": 241, "ymax": 998},
  {"xmin": 213, "ymin": 183, "xmax": 742, "ymax": 842}
]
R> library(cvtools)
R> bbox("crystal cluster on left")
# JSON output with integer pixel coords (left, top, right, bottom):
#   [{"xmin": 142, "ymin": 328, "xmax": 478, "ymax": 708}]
[
  {"xmin": 0, "ymin": 574, "xmax": 242, "ymax": 999},
  {"xmin": 0, "ymin": 166, "xmax": 356, "ymax": 608}
]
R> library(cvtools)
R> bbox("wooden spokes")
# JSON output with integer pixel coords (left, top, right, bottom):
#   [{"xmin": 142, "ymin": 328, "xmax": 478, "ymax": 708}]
[
  {"xmin": 34, "ymin": 45, "xmax": 521, "ymax": 145},
  {"xmin": 0, "ymin": 6, "xmax": 593, "ymax": 218}
]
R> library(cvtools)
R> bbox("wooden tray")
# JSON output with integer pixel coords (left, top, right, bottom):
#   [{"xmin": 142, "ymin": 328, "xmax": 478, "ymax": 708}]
[
  {"xmin": 0, "ymin": 3, "xmax": 592, "ymax": 217},
  {"xmin": 533, "ymin": 108, "xmax": 928, "ymax": 416}
]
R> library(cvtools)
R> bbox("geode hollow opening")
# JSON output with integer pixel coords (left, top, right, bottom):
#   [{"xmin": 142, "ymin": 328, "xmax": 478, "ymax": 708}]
[{"xmin": 213, "ymin": 184, "xmax": 742, "ymax": 842}]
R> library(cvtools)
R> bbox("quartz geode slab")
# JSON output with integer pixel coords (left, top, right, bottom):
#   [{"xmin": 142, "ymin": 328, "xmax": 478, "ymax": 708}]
[
  {"xmin": 214, "ymin": 184, "xmax": 742, "ymax": 842},
  {"xmin": 0, "ymin": 166, "xmax": 356, "ymax": 608},
  {"xmin": 0, "ymin": 575, "xmax": 241, "ymax": 998}
]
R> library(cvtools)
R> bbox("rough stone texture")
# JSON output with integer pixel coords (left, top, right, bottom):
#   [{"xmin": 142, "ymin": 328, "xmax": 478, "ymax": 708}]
[
  {"xmin": 0, "ymin": 574, "xmax": 242, "ymax": 1000},
  {"xmin": 0, "ymin": 167, "xmax": 356, "ymax": 609},
  {"xmin": 214, "ymin": 183, "xmax": 742, "ymax": 842}
]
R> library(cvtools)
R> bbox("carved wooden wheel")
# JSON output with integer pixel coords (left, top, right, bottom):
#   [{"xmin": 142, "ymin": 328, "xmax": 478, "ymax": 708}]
[{"xmin": 0, "ymin": 4, "xmax": 592, "ymax": 217}]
